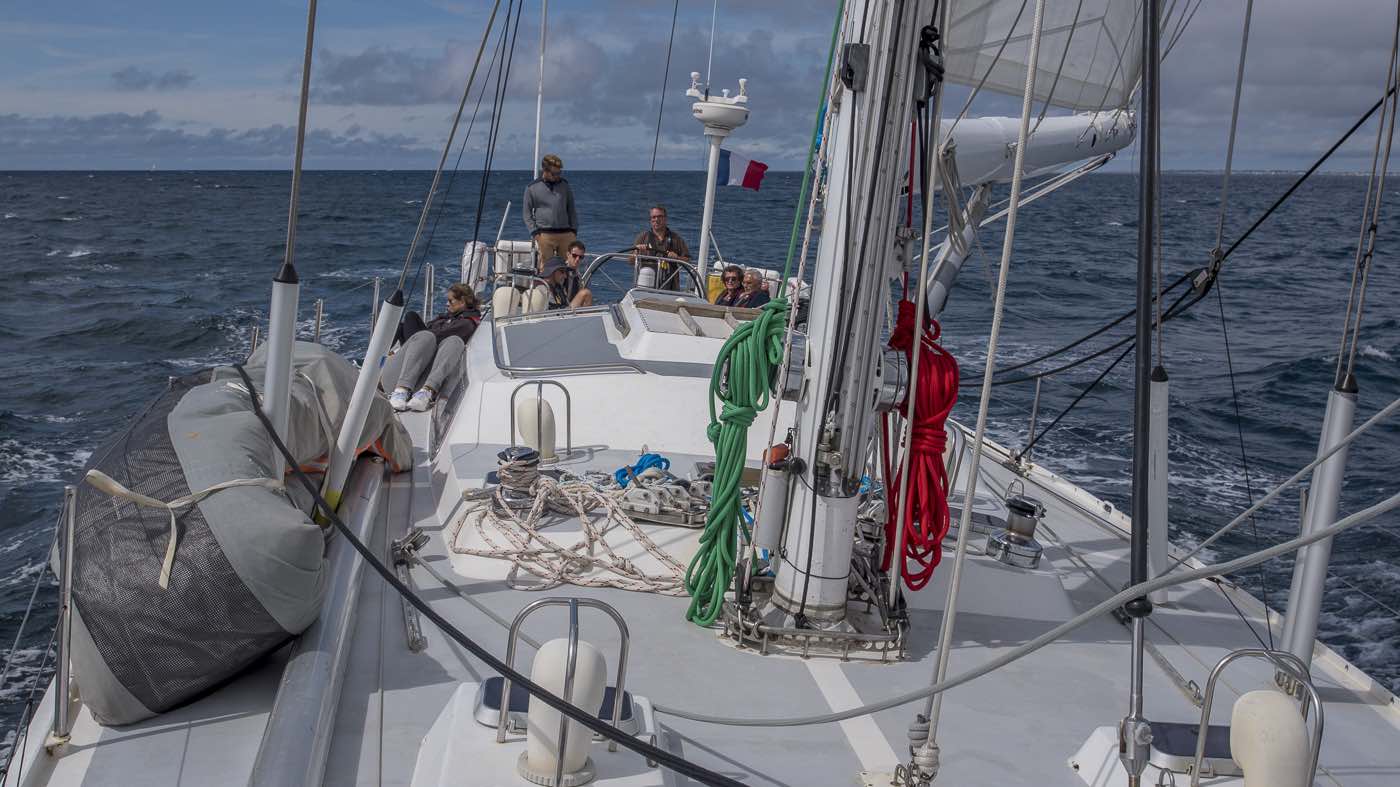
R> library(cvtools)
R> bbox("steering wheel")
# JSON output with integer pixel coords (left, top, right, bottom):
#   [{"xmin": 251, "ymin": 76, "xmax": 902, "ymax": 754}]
[{"xmin": 579, "ymin": 252, "xmax": 708, "ymax": 301}]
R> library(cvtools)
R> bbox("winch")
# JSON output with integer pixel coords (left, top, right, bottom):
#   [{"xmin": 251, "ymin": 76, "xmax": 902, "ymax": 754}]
[{"xmin": 985, "ymin": 493, "xmax": 1045, "ymax": 569}]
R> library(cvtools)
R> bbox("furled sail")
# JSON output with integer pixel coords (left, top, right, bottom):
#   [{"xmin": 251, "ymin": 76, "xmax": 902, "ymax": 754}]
[{"xmin": 944, "ymin": 0, "xmax": 1146, "ymax": 112}]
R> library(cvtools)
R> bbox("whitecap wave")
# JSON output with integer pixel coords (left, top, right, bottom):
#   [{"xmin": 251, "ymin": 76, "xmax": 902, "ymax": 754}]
[
  {"xmin": 66, "ymin": 247, "xmax": 95, "ymax": 258},
  {"xmin": 1361, "ymin": 345, "xmax": 1394, "ymax": 362},
  {"xmin": 60, "ymin": 216, "xmax": 81, "ymax": 222},
  {"xmin": 0, "ymin": 439, "xmax": 92, "ymax": 484},
  {"xmin": 2, "ymin": 213, "xmax": 15, "ymax": 220}
]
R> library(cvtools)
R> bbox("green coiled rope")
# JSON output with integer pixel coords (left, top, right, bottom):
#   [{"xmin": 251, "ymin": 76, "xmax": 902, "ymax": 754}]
[
  {"xmin": 684, "ymin": 299, "xmax": 789, "ymax": 625},
  {"xmin": 683, "ymin": 0, "xmax": 846, "ymax": 627}
]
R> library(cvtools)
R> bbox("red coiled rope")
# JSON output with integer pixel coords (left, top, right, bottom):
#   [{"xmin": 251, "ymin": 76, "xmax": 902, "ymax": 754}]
[{"xmin": 881, "ymin": 296, "xmax": 960, "ymax": 590}]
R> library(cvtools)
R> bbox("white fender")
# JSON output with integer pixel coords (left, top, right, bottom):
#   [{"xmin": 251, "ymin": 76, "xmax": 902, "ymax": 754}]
[
  {"xmin": 515, "ymin": 396, "xmax": 557, "ymax": 461},
  {"xmin": 1230, "ymin": 689, "xmax": 1310, "ymax": 787},
  {"xmin": 520, "ymin": 638, "xmax": 606, "ymax": 785},
  {"xmin": 636, "ymin": 265, "xmax": 657, "ymax": 289}
]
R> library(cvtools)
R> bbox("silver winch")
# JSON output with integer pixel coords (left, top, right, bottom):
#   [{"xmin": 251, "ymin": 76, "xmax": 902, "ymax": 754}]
[
  {"xmin": 985, "ymin": 493, "xmax": 1045, "ymax": 569},
  {"xmin": 490, "ymin": 446, "xmax": 541, "ymax": 511}
]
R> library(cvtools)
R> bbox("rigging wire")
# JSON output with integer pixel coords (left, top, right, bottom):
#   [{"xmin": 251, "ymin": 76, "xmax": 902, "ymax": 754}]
[
  {"xmin": 961, "ymin": 81, "xmax": 1400, "ymax": 390},
  {"xmin": 397, "ymin": 0, "xmax": 505, "ymax": 292},
  {"xmin": 649, "ymin": 0, "xmax": 682, "ymax": 172},
  {"xmin": 1014, "ymin": 284, "xmax": 1200, "ymax": 459},
  {"xmin": 705, "ymin": 0, "xmax": 719, "ymax": 90},
  {"xmin": 1210, "ymin": 0, "xmax": 1253, "ymax": 258},
  {"xmin": 471, "ymin": 0, "xmax": 527, "ymax": 247},
  {"xmin": 926, "ymin": 0, "xmax": 1048, "ymax": 748},
  {"xmin": 1337, "ymin": 0, "xmax": 1400, "ymax": 385},
  {"xmin": 403, "ymin": 21, "xmax": 510, "ymax": 310},
  {"xmin": 1214, "ymin": 283, "xmax": 1273, "ymax": 648}
]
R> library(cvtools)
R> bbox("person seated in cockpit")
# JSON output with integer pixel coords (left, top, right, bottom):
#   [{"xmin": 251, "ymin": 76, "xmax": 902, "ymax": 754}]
[
  {"xmin": 737, "ymin": 268, "xmax": 772, "ymax": 308},
  {"xmin": 714, "ymin": 264, "xmax": 745, "ymax": 306},
  {"xmin": 564, "ymin": 240, "xmax": 594, "ymax": 307},
  {"xmin": 537, "ymin": 255, "xmax": 591, "ymax": 309},
  {"xmin": 632, "ymin": 204, "xmax": 690, "ymax": 290}
]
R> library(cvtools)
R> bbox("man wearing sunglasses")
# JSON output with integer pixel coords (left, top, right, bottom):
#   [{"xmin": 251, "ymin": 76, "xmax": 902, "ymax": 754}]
[
  {"xmin": 563, "ymin": 240, "xmax": 593, "ymax": 307},
  {"xmin": 713, "ymin": 264, "xmax": 745, "ymax": 306},
  {"xmin": 632, "ymin": 204, "xmax": 690, "ymax": 290}
]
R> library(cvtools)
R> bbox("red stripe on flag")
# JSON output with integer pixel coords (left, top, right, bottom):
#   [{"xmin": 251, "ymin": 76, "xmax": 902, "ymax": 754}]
[{"xmin": 740, "ymin": 159, "xmax": 768, "ymax": 191}]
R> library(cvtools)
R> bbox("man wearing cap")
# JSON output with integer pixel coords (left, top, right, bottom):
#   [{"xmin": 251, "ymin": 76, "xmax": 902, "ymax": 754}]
[
  {"xmin": 523, "ymin": 154, "xmax": 579, "ymax": 267},
  {"xmin": 536, "ymin": 255, "xmax": 592, "ymax": 309}
]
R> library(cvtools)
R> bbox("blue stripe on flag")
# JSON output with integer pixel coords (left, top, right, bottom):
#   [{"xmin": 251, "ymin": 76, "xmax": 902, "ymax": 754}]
[{"xmin": 716, "ymin": 148, "xmax": 731, "ymax": 188}]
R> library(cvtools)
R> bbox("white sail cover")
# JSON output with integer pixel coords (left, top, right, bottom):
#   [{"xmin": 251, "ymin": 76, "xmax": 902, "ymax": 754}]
[{"xmin": 944, "ymin": 0, "xmax": 1144, "ymax": 112}]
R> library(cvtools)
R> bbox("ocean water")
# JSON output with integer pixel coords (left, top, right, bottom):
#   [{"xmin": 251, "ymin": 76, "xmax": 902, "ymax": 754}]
[{"xmin": 0, "ymin": 169, "xmax": 1397, "ymax": 741}]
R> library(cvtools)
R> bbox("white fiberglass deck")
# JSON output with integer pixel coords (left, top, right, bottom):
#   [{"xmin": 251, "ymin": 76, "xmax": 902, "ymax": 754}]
[{"xmin": 11, "ymin": 311, "xmax": 1400, "ymax": 786}]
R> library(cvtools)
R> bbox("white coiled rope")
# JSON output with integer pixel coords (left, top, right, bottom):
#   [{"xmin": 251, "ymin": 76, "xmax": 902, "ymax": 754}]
[{"xmin": 450, "ymin": 465, "xmax": 687, "ymax": 595}]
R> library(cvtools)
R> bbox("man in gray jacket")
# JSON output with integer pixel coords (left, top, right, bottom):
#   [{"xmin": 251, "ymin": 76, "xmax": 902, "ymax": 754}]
[{"xmin": 523, "ymin": 153, "xmax": 578, "ymax": 267}]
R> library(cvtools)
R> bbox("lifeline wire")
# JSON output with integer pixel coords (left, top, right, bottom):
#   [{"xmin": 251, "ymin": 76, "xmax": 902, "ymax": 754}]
[{"xmin": 231, "ymin": 364, "xmax": 743, "ymax": 787}]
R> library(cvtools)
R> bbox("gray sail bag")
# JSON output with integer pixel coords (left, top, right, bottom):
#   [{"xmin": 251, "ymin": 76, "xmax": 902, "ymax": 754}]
[{"xmin": 68, "ymin": 342, "xmax": 411, "ymax": 725}]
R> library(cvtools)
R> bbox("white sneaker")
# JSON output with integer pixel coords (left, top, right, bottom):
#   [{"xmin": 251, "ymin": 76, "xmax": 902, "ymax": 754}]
[
  {"xmin": 389, "ymin": 387, "xmax": 411, "ymax": 412},
  {"xmin": 407, "ymin": 389, "xmax": 434, "ymax": 412}
]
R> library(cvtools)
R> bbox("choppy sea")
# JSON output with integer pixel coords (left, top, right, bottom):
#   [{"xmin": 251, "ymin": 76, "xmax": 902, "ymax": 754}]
[{"xmin": 1, "ymin": 169, "xmax": 1397, "ymax": 742}]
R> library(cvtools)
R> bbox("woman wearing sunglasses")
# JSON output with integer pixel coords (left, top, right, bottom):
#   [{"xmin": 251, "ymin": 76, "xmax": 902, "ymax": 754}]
[{"xmin": 713, "ymin": 264, "xmax": 745, "ymax": 307}]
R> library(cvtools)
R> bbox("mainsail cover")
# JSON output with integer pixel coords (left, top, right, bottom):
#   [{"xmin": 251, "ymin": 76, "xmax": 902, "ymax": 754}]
[{"xmin": 944, "ymin": 0, "xmax": 1145, "ymax": 112}]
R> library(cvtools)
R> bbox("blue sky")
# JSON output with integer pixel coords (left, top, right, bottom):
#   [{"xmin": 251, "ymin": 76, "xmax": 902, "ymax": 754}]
[{"xmin": 2, "ymin": 1, "xmax": 1397, "ymax": 170}]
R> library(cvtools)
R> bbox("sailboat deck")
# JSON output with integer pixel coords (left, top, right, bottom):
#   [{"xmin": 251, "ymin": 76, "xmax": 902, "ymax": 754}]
[
  {"xmin": 324, "ymin": 411, "xmax": 1400, "ymax": 786},
  {"xmin": 10, "ymin": 377, "xmax": 1398, "ymax": 787}
]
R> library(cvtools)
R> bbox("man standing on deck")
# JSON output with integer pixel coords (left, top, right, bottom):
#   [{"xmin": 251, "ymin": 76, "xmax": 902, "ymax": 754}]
[
  {"xmin": 632, "ymin": 204, "xmax": 690, "ymax": 290},
  {"xmin": 523, "ymin": 154, "xmax": 578, "ymax": 268}
]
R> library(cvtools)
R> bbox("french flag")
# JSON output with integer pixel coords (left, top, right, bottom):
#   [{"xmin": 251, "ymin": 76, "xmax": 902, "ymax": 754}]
[{"xmin": 716, "ymin": 148, "xmax": 768, "ymax": 191}]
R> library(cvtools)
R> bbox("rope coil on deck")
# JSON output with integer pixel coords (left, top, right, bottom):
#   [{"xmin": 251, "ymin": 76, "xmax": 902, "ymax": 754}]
[{"xmin": 451, "ymin": 470, "xmax": 686, "ymax": 594}]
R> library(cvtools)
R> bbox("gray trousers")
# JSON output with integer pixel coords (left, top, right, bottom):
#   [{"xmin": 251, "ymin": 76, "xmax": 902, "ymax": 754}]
[{"xmin": 383, "ymin": 332, "xmax": 464, "ymax": 394}]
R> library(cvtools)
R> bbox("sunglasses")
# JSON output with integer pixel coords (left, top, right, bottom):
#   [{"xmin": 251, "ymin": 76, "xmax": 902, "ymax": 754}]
[
  {"xmin": 723, "ymin": 276, "xmax": 739, "ymax": 283},
  {"xmin": 650, "ymin": 215, "xmax": 665, "ymax": 220},
  {"xmin": 569, "ymin": 252, "xmax": 584, "ymax": 258}
]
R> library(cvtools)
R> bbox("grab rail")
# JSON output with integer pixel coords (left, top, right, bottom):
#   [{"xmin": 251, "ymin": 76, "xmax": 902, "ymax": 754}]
[
  {"xmin": 496, "ymin": 597, "xmax": 632, "ymax": 770},
  {"xmin": 1189, "ymin": 648, "xmax": 1323, "ymax": 787}
]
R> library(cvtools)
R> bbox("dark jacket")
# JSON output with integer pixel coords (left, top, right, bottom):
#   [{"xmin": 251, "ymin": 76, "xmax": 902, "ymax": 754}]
[
  {"xmin": 426, "ymin": 308, "xmax": 480, "ymax": 344},
  {"xmin": 715, "ymin": 288, "xmax": 744, "ymax": 307},
  {"xmin": 523, "ymin": 178, "xmax": 578, "ymax": 236},
  {"xmin": 736, "ymin": 290, "xmax": 771, "ymax": 308}
]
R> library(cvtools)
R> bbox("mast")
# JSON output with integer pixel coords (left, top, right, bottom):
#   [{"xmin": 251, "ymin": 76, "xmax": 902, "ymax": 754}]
[
  {"xmin": 772, "ymin": 0, "xmax": 920, "ymax": 621},
  {"xmin": 532, "ymin": 0, "xmax": 548, "ymax": 179},
  {"xmin": 1120, "ymin": 0, "xmax": 1159, "ymax": 784}
]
